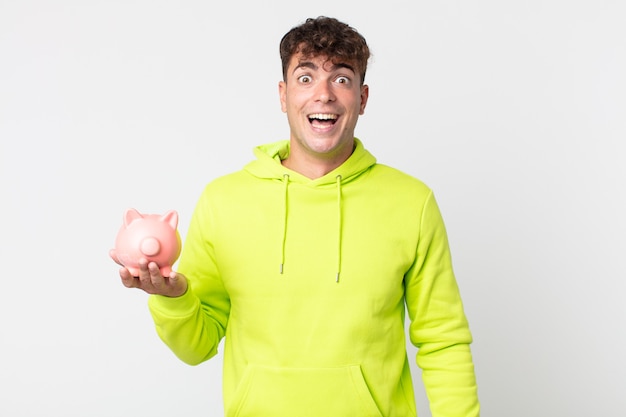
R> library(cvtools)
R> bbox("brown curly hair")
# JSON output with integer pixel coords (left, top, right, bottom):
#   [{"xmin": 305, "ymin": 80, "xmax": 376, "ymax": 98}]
[{"xmin": 279, "ymin": 16, "xmax": 371, "ymax": 85}]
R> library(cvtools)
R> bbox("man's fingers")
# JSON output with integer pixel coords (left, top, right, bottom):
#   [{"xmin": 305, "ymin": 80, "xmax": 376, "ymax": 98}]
[
  {"xmin": 120, "ymin": 268, "xmax": 139, "ymax": 288},
  {"xmin": 117, "ymin": 259, "xmax": 186, "ymax": 297},
  {"xmin": 136, "ymin": 259, "xmax": 155, "ymax": 287},
  {"xmin": 166, "ymin": 272, "xmax": 188, "ymax": 297},
  {"xmin": 147, "ymin": 261, "xmax": 166, "ymax": 288}
]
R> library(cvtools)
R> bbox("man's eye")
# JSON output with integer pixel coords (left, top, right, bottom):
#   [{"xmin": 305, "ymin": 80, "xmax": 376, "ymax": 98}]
[
  {"xmin": 298, "ymin": 75, "xmax": 312, "ymax": 83},
  {"xmin": 336, "ymin": 76, "xmax": 350, "ymax": 84}
]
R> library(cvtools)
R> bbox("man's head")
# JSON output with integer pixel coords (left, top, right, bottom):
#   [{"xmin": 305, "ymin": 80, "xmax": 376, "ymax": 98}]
[
  {"xmin": 279, "ymin": 17, "xmax": 370, "ymax": 86},
  {"xmin": 278, "ymin": 17, "xmax": 370, "ymax": 177}
]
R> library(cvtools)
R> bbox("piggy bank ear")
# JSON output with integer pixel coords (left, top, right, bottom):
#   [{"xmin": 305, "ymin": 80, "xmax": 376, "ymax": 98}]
[
  {"xmin": 123, "ymin": 208, "xmax": 143, "ymax": 227},
  {"xmin": 161, "ymin": 210, "xmax": 179, "ymax": 230}
]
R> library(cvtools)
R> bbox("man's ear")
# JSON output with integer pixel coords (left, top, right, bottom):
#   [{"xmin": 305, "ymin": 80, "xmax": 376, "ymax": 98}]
[
  {"xmin": 279, "ymin": 80, "xmax": 287, "ymax": 113},
  {"xmin": 359, "ymin": 84, "xmax": 369, "ymax": 115}
]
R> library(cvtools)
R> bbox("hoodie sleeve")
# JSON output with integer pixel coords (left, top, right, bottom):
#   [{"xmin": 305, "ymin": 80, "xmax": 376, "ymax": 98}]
[
  {"xmin": 147, "ymin": 187, "xmax": 230, "ymax": 366},
  {"xmin": 404, "ymin": 191, "xmax": 480, "ymax": 417}
]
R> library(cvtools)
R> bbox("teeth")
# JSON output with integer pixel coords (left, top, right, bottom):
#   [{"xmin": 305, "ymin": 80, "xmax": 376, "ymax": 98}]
[{"xmin": 309, "ymin": 113, "xmax": 338, "ymax": 120}]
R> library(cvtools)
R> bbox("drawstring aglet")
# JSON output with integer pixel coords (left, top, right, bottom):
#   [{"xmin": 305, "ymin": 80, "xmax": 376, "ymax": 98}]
[{"xmin": 336, "ymin": 272, "xmax": 340, "ymax": 283}]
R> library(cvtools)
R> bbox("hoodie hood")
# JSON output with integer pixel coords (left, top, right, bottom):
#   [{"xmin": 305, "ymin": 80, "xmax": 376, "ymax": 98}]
[
  {"xmin": 244, "ymin": 138, "xmax": 377, "ymax": 186},
  {"xmin": 243, "ymin": 138, "xmax": 377, "ymax": 281}
]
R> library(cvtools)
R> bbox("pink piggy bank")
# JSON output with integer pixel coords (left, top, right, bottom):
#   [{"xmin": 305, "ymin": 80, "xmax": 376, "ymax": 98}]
[{"xmin": 110, "ymin": 208, "xmax": 182, "ymax": 276}]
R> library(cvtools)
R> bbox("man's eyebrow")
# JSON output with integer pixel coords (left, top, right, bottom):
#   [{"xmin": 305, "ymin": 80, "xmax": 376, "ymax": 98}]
[
  {"xmin": 331, "ymin": 62, "xmax": 355, "ymax": 73},
  {"xmin": 292, "ymin": 60, "xmax": 355, "ymax": 74},
  {"xmin": 292, "ymin": 61, "xmax": 318, "ymax": 74}
]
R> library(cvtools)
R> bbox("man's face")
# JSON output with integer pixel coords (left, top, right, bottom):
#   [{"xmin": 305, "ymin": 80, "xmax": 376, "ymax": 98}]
[{"xmin": 279, "ymin": 53, "xmax": 369, "ymax": 162}]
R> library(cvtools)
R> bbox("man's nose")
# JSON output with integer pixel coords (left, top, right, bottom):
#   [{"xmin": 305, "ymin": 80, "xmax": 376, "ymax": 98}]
[{"xmin": 315, "ymin": 81, "xmax": 335, "ymax": 103}]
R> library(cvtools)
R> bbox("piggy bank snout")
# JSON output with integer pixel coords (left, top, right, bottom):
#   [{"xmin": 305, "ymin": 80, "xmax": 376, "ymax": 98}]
[{"xmin": 140, "ymin": 237, "xmax": 161, "ymax": 256}]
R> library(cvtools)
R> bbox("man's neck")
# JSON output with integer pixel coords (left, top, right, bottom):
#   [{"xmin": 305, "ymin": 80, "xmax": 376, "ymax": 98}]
[{"xmin": 281, "ymin": 140, "xmax": 354, "ymax": 179}]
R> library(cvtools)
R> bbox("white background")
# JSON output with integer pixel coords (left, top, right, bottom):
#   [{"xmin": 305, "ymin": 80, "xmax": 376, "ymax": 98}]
[{"xmin": 1, "ymin": 1, "xmax": 624, "ymax": 416}]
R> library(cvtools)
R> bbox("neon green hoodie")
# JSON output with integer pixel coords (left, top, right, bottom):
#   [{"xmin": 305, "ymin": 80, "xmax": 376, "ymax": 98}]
[{"xmin": 148, "ymin": 139, "xmax": 480, "ymax": 417}]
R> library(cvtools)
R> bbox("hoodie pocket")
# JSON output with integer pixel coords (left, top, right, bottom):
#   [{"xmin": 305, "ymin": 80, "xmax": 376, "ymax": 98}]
[{"xmin": 227, "ymin": 364, "xmax": 383, "ymax": 417}]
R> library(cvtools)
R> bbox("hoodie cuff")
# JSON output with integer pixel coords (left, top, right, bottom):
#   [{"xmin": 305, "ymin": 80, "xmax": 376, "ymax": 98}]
[{"xmin": 148, "ymin": 287, "xmax": 199, "ymax": 317}]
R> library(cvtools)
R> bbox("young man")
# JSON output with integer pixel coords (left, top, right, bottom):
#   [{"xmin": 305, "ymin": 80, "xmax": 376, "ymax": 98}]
[{"xmin": 117, "ymin": 16, "xmax": 480, "ymax": 417}]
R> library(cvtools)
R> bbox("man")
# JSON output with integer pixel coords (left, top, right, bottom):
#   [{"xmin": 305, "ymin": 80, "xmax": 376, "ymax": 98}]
[{"xmin": 116, "ymin": 16, "xmax": 480, "ymax": 417}]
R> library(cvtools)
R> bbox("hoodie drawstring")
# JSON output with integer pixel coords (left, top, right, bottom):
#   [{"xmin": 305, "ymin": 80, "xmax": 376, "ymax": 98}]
[
  {"xmin": 280, "ymin": 174, "xmax": 289, "ymax": 274},
  {"xmin": 279, "ymin": 173, "xmax": 343, "ymax": 283},
  {"xmin": 335, "ymin": 175, "xmax": 343, "ymax": 283}
]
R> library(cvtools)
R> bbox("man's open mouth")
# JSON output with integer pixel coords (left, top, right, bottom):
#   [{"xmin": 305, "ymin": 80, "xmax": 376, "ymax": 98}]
[{"xmin": 308, "ymin": 113, "xmax": 338, "ymax": 128}]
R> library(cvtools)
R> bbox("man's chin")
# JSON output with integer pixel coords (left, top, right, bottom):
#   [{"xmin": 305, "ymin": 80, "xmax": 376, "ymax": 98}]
[{"xmin": 303, "ymin": 137, "xmax": 354, "ymax": 156}]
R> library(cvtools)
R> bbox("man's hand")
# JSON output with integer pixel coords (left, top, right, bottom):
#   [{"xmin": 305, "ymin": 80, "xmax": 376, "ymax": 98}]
[{"xmin": 118, "ymin": 258, "xmax": 188, "ymax": 297}]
